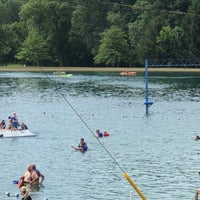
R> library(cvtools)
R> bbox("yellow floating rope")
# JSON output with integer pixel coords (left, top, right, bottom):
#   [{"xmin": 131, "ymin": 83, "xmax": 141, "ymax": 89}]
[{"xmin": 124, "ymin": 172, "xmax": 147, "ymax": 200}]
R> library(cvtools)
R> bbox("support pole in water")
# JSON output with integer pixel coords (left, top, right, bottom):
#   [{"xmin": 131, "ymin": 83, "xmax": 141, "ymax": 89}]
[
  {"xmin": 144, "ymin": 59, "xmax": 153, "ymax": 114},
  {"xmin": 124, "ymin": 172, "xmax": 147, "ymax": 200},
  {"xmin": 130, "ymin": 191, "xmax": 132, "ymax": 200}
]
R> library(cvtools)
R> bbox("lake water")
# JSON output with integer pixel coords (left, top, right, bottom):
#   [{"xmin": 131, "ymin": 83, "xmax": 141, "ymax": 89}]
[{"xmin": 0, "ymin": 71, "xmax": 200, "ymax": 200}]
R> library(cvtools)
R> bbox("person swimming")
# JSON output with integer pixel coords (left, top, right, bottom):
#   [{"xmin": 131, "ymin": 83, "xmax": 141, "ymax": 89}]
[
  {"xmin": 195, "ymin": 135, "xmax": 200, "ymax": 140},
  {"xmin": 95, "ymin": 129, "xmax": 103, "ymax": 138},
  {"xmin": 95, "ymin": 129, "xmax": 110, "ymax": 137},
  {"xmin": 0, "ymin": 120, "xmax": 6, "ymax": 129}
]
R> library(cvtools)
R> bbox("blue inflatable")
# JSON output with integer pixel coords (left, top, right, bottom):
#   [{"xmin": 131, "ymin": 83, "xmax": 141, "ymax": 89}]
[{"xmin": 13, "ymin": 180, "xmax": 19, "ymax": 184}]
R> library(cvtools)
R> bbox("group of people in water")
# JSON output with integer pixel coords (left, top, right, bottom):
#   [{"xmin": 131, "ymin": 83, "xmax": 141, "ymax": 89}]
[
  {"xmin": 72, "ymin": 129, "xmax": 110, "ymax": 153},
  {"xmin": 17, "ymin": 164, "xmax": 45, "ymax": 200},
  {"xmin": 12, "ymin": 128, "xmax": 108, "ymax": 199},
  {"xmin": 0, "ymin": 112, "xmax": 28, "ymax": 130}
]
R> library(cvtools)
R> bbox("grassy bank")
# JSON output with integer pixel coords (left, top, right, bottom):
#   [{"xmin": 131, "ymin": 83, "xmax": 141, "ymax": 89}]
[{"xmin": 1, "ymin": 64, "xmax": 200, "ymax": 72}]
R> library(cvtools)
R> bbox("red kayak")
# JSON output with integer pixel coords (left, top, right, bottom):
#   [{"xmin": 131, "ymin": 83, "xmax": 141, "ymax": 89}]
[{"xmin": 120, "ymin": 71, "xmax": 137, "ymax": 76}]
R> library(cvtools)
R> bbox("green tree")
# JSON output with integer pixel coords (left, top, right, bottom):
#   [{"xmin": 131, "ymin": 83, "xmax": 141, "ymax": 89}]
[
  {"xmin": 0, "ymin": 0, "xmax": 199, "ymax": 66},
  {"xmin": 128, "ymin": 0, "xmax": 152, "ymax": 64},
  {"xmin": 0, "ymin": 25, "xmax": 12, "ymax": 64},
  {"xmin": 69, "ymin": 0, "xmax": 108, "ymax": 66},
  {"xmin": 0, "ymin": 23, "xmax": 24, "ymax": 64},
  {"xmin": 156, "ymin": 25, "xmax": 184, "ymax": 59},
  {"xmin": 19, "ymin": 0, "xmax": 71, "ymax": 66},
  {"xmin": 94, "ymin": 26, "xmax": 131, "ymax": 67},
  {"xmin": 16, "ymin": 29, "xmax": 50, "ymax": 66},
  {"xmin": 182, "ymin": 0, "xmax": 200, "ymax": 58},
  {"xmin": 0, "ymin": 0, "xmax": 24, "ymax": 64}
]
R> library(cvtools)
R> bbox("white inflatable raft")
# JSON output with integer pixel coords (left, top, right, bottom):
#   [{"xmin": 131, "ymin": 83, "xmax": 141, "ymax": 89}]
[{"xmin": 0, "ymin": 129, "xmax": 35, "ymax": 138}]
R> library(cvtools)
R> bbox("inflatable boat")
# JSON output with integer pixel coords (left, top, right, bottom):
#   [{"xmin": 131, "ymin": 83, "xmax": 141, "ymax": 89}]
[{"xmin": 120, "ymin": 71, "xmax": 137, "ymax": 76}]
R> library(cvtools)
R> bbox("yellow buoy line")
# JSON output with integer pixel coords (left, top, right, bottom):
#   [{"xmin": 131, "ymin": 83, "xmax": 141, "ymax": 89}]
[{"xmin": 40, "ymin": 67, "xmax": 147, "ymax": 200}]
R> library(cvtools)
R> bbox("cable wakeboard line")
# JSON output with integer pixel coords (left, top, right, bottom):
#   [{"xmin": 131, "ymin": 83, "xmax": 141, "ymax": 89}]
[{"xmin": 39, "ymin": 67, "xmax": 147, "ymax": 200}]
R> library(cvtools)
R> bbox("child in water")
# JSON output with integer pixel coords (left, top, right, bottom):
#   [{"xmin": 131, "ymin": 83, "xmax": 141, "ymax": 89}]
[
  {"xmin": 18, "ymin": 176, "xmax": 24, "ymax": 188},
  {"xmin": 95, "ymin": 129, "xmax": 110, "ymax": 138},
  {"xmin": 95, "ymin": 129, "xmax": 103, "ymax": 138}
]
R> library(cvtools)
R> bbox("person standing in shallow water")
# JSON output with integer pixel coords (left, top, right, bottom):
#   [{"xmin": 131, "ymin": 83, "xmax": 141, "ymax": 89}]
[
  {"xmin": 20, "ymin": 122, "xmax": 28, "ymax": 130},
  {"xmin": 30, "ymin": 164, "xmax": 45, "ymax": 185},
  {"xmin": 72, "ymin": 138, "xmax": 88, "ymax": 153},
  {"xmin": 77, "ymin": 138, "xmax": 88, "ymax": 152}
]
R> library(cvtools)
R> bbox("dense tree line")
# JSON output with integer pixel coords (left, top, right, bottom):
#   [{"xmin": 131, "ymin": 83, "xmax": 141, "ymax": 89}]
[{"xmin": 0, "ymin": 0, "xmax": 199, "ymax": 67}]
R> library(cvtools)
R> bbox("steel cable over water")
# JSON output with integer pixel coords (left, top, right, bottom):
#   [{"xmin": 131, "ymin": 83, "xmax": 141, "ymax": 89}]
[{"xmin": 39, "ymin": 67, "xmax": 147, "ymax": 200}]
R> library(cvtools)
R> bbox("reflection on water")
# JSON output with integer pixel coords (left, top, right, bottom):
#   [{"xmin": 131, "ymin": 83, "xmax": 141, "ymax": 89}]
[
  {"xmin": 149, "ymin": 73, "xmax": 200, "ymax": 102},
  {"xmin": 0, "ymin": 72, "xmax": 199, "ymax": 101},
  {"xmin": 0, "ymin": 71, "xmax": 200, "ymax": 200}
]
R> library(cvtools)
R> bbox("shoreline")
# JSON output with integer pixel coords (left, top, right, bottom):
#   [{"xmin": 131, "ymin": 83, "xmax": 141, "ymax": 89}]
[{"xmin": 1, "ymin": 66, "xmax": 200, "ymax": 72}]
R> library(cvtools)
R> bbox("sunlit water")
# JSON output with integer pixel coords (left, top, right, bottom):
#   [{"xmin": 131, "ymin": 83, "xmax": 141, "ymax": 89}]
[{"xmin": 0, "ymin": 71, "xmax": 200, "ymax": 200}]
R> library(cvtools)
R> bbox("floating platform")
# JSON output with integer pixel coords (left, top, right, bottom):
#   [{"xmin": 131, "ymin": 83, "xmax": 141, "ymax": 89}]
[{"xmin": 0, "ymin": 129, "xmax": 35, "ymax": 138}]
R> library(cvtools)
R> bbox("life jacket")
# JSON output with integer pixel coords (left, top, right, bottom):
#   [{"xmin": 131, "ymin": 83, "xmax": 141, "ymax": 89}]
[
  {"xmin": 97, "ymin": 132, "xmax": 103, "ymax": 137},
  {"xmin": 103, "ymin": 131, "xmax": 109, "ymax": 137},
  {"xmin": 18, "ymin": 179, "xmax": 24, "ymax": 187}
]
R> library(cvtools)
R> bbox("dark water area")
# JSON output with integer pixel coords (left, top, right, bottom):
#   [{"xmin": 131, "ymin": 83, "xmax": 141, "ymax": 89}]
[{"xmin": 0, "ymin": 71, "xmax": 200, "ymax": 200}]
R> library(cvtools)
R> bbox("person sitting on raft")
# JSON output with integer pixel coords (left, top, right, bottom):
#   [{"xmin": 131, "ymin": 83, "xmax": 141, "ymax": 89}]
[
  {"xmin": 20, "ymin": 122, "xmax": 28, "ymax": 130},
  {"xmin": 0, "ymin": 120, "xmax": 6, "ymax": 129}
]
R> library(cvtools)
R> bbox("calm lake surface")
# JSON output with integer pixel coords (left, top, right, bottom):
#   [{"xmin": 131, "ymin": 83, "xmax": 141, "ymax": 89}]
[{"xmin": 0, "ymin": 71, "xmax": 200, "ymax": 200}]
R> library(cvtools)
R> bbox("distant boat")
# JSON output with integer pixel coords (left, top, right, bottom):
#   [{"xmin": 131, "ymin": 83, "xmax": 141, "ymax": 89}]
[
  {"xmin": 0, "ymin": 129, "xmax": 35, "ymax": 138},
  {"xmin": 53, "ymin": 71, "xmax": 73, "ymax": 77},
  {"xmin": 59, "ymin": 74, "xmax": 73, "ymax": 78},
  {"xmin": 53, "ymin": 71, "xmax": 65, "ymax": 75},
  {"xmin": 120, "ymin": 71, "xmax": 137, "ymax": 76}
]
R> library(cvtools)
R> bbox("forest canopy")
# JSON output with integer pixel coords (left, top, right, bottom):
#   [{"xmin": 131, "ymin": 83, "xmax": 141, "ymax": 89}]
[{"xmin": 0, "ymin": 0, "xmax": 199, "ymax": 67}]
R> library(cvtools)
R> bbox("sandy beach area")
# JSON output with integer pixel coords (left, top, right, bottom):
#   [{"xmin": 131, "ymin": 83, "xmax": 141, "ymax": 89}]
[{"xmin": 1, "ymin": 66, "xmax": 200, "ymax": 72}]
